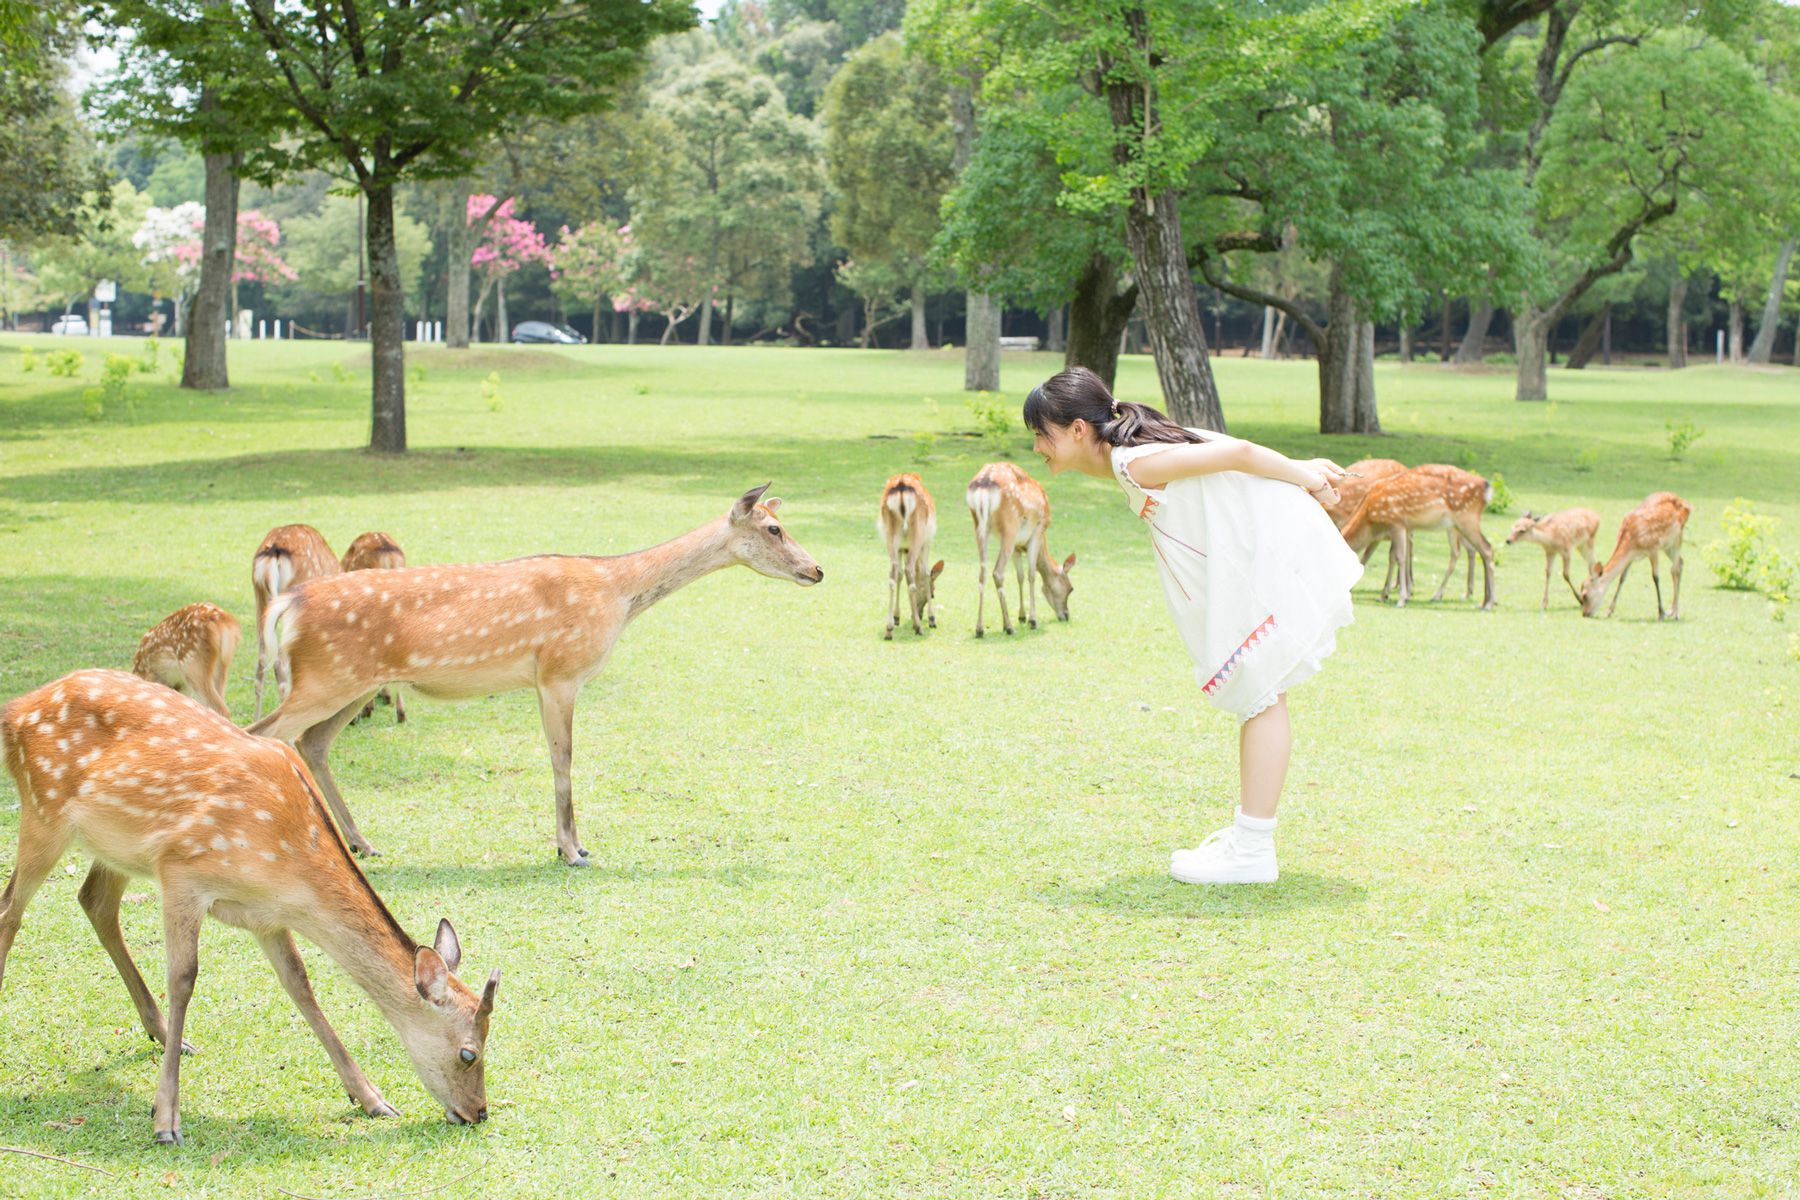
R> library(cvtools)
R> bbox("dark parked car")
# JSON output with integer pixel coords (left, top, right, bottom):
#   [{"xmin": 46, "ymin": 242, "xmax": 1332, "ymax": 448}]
[{"xmin": 511, "ymin": 320, "xmax": 586, "ymax": 345}]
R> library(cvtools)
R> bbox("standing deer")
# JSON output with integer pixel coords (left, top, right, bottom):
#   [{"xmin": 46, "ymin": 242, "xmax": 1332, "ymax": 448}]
[
  {"xmin": 341, "ymin": 532, "xmax": 410, "ymax": 724},
  {"xmin": 1506, "ymin": 508, "xmax": 1601, "ymax": 610},
  {"xmin": 252, "ymin": 524, "xmax": 341, "ymax": 718},
  {"xmin": 1580, "ymin": 492, "xmax": 1690, "ymax": 620},
  {"xmin": 248, "ymin": 485, "xmax": 822, "ymax": 866},
  {"xmin": 0, "ymin": 670, "xmax": 500, "ymax": 1145},
  {"xmin": 1338, "ymin": 466, "xmax": 1496, "ymax": 609},
  {"xmin": 966, "ymin": 463, "xmax": 1074, "ymax": 637},
  {"xmin": 879, "ymin": 474, "xmax": 944, "ymax": 639},
  {"xmin": 132, "ymin": 603, "xmax": 241, "ymax": 717}
]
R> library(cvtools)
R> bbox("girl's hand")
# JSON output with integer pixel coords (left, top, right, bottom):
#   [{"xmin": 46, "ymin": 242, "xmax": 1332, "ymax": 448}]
[
  {"xmin": 1301, "ymin": 457, "xmax": 1349, "ymax": 480},
  {"xmin": 1303, "ymin": 474, "xmax": 1340, "ymax": 508}
]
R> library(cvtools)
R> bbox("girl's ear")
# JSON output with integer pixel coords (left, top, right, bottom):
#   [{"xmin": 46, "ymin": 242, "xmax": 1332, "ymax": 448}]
[{"xmin": 1070, "ymin": 417, "xmax": 1089, "ymax": 440}]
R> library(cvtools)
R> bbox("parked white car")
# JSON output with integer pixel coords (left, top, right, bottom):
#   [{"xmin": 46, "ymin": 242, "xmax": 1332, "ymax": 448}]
[{"xmin": 50, "ymin": 314, "xmax": 89, "ymax": 336}]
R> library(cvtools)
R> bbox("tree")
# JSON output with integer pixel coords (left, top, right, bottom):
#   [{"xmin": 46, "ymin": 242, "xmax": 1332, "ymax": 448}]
[
  {"xmin": 100, "ymin": 0, "xmax": 692, "ymax": 452},
  {"xmin": 36, "ymin": 178, "xmax": 153, "ymax": 327},
  {"xmin": 629, "ymin": 55, "xmax": 823, "ymax": 346},
  {"xmin": 276, "ymin": 193, "xmax": 430, "ymax": 336},
  {"xmin": 0, "ymin": 0, "xmax": 109, "ymax": 244},
  {"xmin": 822, "ymin": 32, "xmax": 956, "ymax": 351},
  {"xmin": 468, "ymin": 196, "xmax": 549, "ymax": 343},
  {"xmin": 133, "ymin": 201, "xmax": 205, "ymax": 334},
  {"xmin": 550, "ymin": 221, "xmax": 634, "ymax": 341}
]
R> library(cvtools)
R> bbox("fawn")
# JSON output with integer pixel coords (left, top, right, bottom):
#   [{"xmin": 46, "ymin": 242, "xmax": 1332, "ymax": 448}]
[
  {"xmin": 879, "ymin": 474, "xmax": 944, "ymax": 639},
  {"xmin": 1580, "ymin": 492, "xmax": 1690, "ymax": 619},
  {"xmin": 248, "ymin": 485, "xmax": 823, "ymax": 866},
  {"xmin": 966, "ymin": 463, "xmax": 1074, "ymax": 637},
  {"xmin": 0, "ymin": 670, "xmax": 500, "ymax": 1144},
  {"xmin": 252, "ymin": 524, "xmax": 341, "ymax": 718},
  {"xmin": 1338, "ymin": 466, "xmax": 1496, "ymax": 609},
  {"xmin": 1505, "ymin": 508, "xmax": 1601, "ymax": 610},
  {"xmin": 341, "ymin": 532, "xmax": 410, "ymax": 724},
  {"xmin": 132, "ymin": 603, "xmax": 241, "ymax": 717}
]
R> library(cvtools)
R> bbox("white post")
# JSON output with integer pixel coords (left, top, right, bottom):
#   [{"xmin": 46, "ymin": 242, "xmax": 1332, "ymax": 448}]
[
  {"xmin": 274, "ymin": 319, "xmax": 282, "ymax": 339},
  {"xmin": 1715, "ymin": 330, "xmax": 1724, "ymax": 365},
  {"xmin": 258, "ymin": 320, "xmax": 266, "ymax": 339}
]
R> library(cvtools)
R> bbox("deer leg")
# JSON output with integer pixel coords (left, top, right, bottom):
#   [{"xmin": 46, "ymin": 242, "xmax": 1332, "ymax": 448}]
[
  {"xmin": 1604, "ymin": 562, "xmax": 1632, "ymax": 617},
  {"xmin": 0, "ymin": 806, "xmax": 72, "ymax": 992},
  {"xmin": 392, "ymin": 687, "xmax": 406, "ymax": 724},
  {"xmin": 1669, "ymin": 545, "xmax": 1683, "ymax": 620},
  {"xmin": 1024, "ymin": 535, "xmax": 1041, "ymax": 630},
  {"xmin": 1542, "ymin": 551, "xmax": 1554, "ymax": 611},
  {"xmin": 257, "ymin": 930, "xmax": 397, "ymax": 1117},
  {"xmin": 973, "ymin": 527, "xmax": 989, "ymax": 638},
  {"xmin": 78, "ymin": 863, "xmax": 192, "ymax": 1053},
  {"xmin": 884, "ymin": 544, "xmax": 901, "ymax": 640},
  {"xmin": 1431, "ymin": 533, "xmax": 1459, "ymax": 603},
  {"xmin": 292, "ymin": 693, "xmax": 383, "ymax": 857},
  {"xmin": 537, "ymin": 682, "xmax": 587, "ymax": 867},
  {"xmin": 995, "ymin": 546, "xmax": 1014, "ymax": 635},
  {"xmin": 1374, "ymin": 541, "xmax": 1395, "ymax": 601},
  {"xmin": 151, "ymin": 885, "xmax": 204, "ymax": 1146},
  {"xmin": 908, "ymin": 551, "xmax": 925, "ymax": 636},
  {"xmin": 1458, "ymin": 530, "xmax": 1474, "ymax": 600},
  {"xmin": 1650, "ymin": 549, "xmax": 1666, "ymax": 620},
  {"xmin": 1558, "ymin": 550, "xmax": 1580, "ymax": 606},
  {"xmin": 1394, "ymin": 529, "xmax": 1412, "ymax": 608}
]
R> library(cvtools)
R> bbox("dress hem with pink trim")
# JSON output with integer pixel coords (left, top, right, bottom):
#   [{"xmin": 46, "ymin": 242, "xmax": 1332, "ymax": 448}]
[{"xmin": 1111, "ymin": 438, "xmax": 1362, "ymax": 722}]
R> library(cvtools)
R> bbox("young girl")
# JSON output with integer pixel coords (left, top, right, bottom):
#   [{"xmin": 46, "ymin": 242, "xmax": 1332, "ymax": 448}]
[{"xmin": 1024, "ymin": 368, "xmax": 1362, "ymax": 884}]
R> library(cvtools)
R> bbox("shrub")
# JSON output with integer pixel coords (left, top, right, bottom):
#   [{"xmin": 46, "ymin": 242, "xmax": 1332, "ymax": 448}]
[
  {"xmin": 481, "ymin": 371, "xmax": 503, "ymax": 412},
  {"xmin": 1486, "ymin": 472, "xmax": 1517, "ymax": 514},
  {"xmin": 1708, "ymin": 500, "xmax": 1784, "ymax": 592},
  {"xmin": 140, "ymin": 336, "xmax": 160, "ymax": 374},
  {"xmin": 1666, "ymin": 417, "xmax": 1704, "ymax": 460},
  {"xmin": 1572, "ymin": 448, "xmax": 1599, "ymax": 473},
  {"xmin": 45, "ymin": 349, "xmax": 83, "ymax": 377},
  {"xmin": 18, "ymin": 346, "xmax": 36, "ymax": 373},
  {"xmin": 966, "ymin": 391, "xmax": 1015, "ymax": 445}
]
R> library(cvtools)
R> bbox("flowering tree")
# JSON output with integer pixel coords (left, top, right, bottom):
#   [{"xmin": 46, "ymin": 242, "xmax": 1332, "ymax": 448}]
[
  {"xmin": 133, "ymin": 201, "xmax": 203, "ymax": 334},
  {"xmin": 549, "ymin": 221, "xmax": 633, "ymax": 341},
  {"xmin": 229, "ymin": 209, "xmax": 296, "ymax": 331},
  {"xmin": 467, "ymin": 194, "xmax": 548, "ymax": 341}
]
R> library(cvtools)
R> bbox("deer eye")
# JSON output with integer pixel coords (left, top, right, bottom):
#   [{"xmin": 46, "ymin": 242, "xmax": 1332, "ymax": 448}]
[
  {"xmin": 460, "ymin": 1047, "xmax": 478, "ymax": 1064},
  {"xmin": 767, "ymin": 525, "xmax": 782, "ymax": 538}
]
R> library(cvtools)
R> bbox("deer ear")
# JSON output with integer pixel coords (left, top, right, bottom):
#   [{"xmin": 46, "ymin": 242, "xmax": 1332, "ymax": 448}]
[
  {"xmin": 415, "ymin": 947, "xmax": 451, "ymax": 1006},
  {"xmin": 731, "ymin": 483, "xmax": 772, "ymax": 523},
  {"xmin": 763, "ymin": 497, "xmax": 783, "ymax": 514},
  {"xmin": 930, "ymin": 559, "xmax": 945, "ymax": 579},
  {"xmin": 433, "ymin": 918, "xmax": 462, "ymax": 973},
  {"xmin": 479, "ymin": 969, "xmax": 500, "ymax": 1017},
  {"xmin": 1063, "ymin": 552, "xmax": 1077, "ymax": 572}
]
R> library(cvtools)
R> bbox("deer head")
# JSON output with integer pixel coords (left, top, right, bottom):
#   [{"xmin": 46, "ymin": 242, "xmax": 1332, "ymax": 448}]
[
  {"xmin": 729, "ymin": 484, "xmax": 824, "ymax": 586},
  {"xmin": 401, "ymin": 919, "xmax": 500, "ymax": 1125},
  {"xmin": 1505, "ymin": 512, "xmax": 1540, "ymax": 544},
  {"xmin": 1040, "ymin": 552, "xmax": 1076, "ymax": 621}
]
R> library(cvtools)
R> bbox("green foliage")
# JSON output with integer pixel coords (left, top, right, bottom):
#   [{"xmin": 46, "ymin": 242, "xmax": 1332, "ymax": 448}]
[
  {"xmin": 966, "ymin": 390, "xmax": 1015, "ymax": 445},
  {"xmin": 1666, "ymin": 417, "xmax": 1705, "ymax": 460},
  {"xmin": 0, "ymin": 0, "xmax": 109, "ymax": 243},
  {"xmin": 481, "ymin": 371, "xmax": 504, "ymax": 413},
  {"xmin": 139, "ymin": 336, "xmax": 159, "ymax": 375},
  {"xmin": 43, "ymin": 349, "xmax": 82, "ymax": 377},
  {"xmin": 1486, "ymin": 472, "xmax": 1517, "ymax": 514},
  {"xmin": 331, "ymin": 362, "xmax": 352, "ymax": 386},
  {"xmin": 17, "ymin": 345, "xmax": 33, "ymax": 373},
  {"xmin": 1708, "ymin": 499, "xmax": 1784, "ymax": 590},
  {"xmin": 1572, "ymin": 448, "xmax": 1600, "ymax": 473}
]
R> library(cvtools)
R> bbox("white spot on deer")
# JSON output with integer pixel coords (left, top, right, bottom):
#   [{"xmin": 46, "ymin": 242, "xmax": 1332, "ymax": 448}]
[
  {"xmin": 255, "ymin": 809, "xmax": 273, "ymax": 821},
  {"xmin": 260, "ymin": 850, "xmax": 278, "ymax": 862},
  {"xmin": 210, "ymin": 835, "xmax": 228, "ymax": 851},
  {"xmin": 346, "ymin": 611, "xmax": 359, "ymax": 624},
  {"xmin": 42, "ymin": 785, "xmax": 58, "ymax": 801}
]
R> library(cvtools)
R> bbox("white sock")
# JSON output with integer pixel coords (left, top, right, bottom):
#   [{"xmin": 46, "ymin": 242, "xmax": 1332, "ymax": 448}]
[{"xmin": 1234, "ymin": 807, "xmax": 1277, "ymax": 849}]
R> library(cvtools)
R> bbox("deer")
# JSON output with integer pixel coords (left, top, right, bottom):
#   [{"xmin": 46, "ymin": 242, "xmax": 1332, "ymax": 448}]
[
  {"xmin": 341, "ymin": 532, "xmax": 410, "ymax": 725},
  {"xmin": 247, "ymin": 485, "xmax": 822, "ymax": 866},
  {"xmin": 879, "ymin": 474, "xmax": 945, "ymax": 639},
  {"xmin": 0, "ymin": 669, "xmax": 500, "ymax": 1145},
  {"xmin": 966, "ymin": 463, "xmax": 1074, "ymax": 637},
  {"xmin": 131, "ymin": 603, "xmax": 241, "ymax": 718},
  {"xmin": 1337, "ymin": 466, "xmax": 1496, "ymax": 609},
  {"xmin": 1505, "ymin": 508, "xmax": 1601, "ymax": 611},
  {"xmin": 252, "ymin": 524, "xmax": 342, "ymax": 719},
  {"xmin": 1580, "ymin": 492, "xmax": 1690, "ymax": 620}
]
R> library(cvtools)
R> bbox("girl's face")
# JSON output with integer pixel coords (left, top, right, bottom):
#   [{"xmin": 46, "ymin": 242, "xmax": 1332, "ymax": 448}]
[{"xmin": 1032, "ymin": 419, "xmax": 1109, "ymax": 477}]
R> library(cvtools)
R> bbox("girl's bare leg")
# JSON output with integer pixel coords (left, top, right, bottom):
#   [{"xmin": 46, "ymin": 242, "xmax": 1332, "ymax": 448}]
[{"xmin": 1238, "ymin": 694, "xmax": 1290, "ymax": 821}]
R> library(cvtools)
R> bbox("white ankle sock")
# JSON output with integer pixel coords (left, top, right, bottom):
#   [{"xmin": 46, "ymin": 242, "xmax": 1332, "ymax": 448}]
[{"xmin": 1233, "ymin": 807, "xmax": 1277, "ymax": 848}]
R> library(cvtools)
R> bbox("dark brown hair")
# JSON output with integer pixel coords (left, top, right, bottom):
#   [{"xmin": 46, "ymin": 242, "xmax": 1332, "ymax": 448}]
[{"xmin": 1022, "ymin": 367, "xmax": 1202, "ymax": 447}]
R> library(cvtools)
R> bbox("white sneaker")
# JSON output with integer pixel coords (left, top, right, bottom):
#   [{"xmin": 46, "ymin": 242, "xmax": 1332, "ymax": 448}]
[{"xmin": 1170, "ymin": 827, "xmax": 1278, "ymax": 884}]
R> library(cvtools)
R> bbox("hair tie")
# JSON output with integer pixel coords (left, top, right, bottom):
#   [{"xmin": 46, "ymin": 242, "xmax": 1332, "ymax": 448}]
[{"xmin": 1109, "ymin": 401, "xmax": 1122, "ymax": 420}]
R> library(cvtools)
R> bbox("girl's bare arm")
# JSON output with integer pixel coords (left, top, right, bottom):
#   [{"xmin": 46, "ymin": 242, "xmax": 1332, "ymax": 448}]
[{"xmin": 1123, "ymin": 438, "xmax": 1347, "ymax": 496}]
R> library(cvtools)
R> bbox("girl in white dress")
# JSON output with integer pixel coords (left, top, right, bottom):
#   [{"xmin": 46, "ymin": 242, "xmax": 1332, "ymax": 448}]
[{"xmin": 1024, "ymin": 368, "xmax": 1362, "ymax": 884}]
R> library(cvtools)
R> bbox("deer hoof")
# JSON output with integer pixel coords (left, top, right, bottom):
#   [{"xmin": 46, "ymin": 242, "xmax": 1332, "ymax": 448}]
[
  {"xmin": 883, "ymin": 628, "xmax": 894, "ymax": 641},
  {"xmin": 351, "ymin": 843, "xmax": 382, "ymax": 858},
  {"xmin": 928, "ymin": 616, "xmax": 936, "ymax": 628},
  {"xmin": 561, "ymin": 853, "xmax": 592, "ymax": 868},
  {"xmin": 366, "ymin": 1100, "xmax": 400, "ymax": 1119},
  {"xmin": 155, "ymin": 1128, "xmax": 182, "ymax": 1147},
  {"xmin": 974, "ymin": 628, "xmax": 984, "ymax": 638},
  {"xmin": 1029, "ymin": 619, "xmax": 1038, "ymax": 630}
]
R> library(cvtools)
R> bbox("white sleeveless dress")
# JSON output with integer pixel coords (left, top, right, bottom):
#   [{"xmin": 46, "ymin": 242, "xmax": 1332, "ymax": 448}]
[{"xmin": 1111, "ymin": 438, "xmax": 1363, "ymax": 722}]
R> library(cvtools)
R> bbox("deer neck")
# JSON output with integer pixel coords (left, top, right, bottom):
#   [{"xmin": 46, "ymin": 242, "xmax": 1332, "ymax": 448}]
[
  {"xmin": 293, "ymin": 873, "xmax": 427, "ymax": 1026},
  {"xmin": 616, "ymin": 518, "xmax": 738, "ymax": 621},
  {"xmin": 1032, "ymin": 540, "xmax": 1063, "ymax": 583}
]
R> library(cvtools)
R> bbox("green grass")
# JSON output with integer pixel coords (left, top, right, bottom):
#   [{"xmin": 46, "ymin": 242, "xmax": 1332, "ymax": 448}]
[{"xmin": 0, "ymin": 337, "xmax": 1796, "ymax": 1198}]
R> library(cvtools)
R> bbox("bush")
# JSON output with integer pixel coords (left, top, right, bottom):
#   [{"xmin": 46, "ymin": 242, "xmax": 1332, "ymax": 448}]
[
  {"xmin": 82, "ymin": 353, "xmax": 138, "ymax": 421},
  {"xmin": 1708, "ymin": 500, "xmax": 1784, "ymax": 592},
  {"xmin": 1666, "ymin": 417, "xmax": 1704, "ymax": 460},
  {"xmin": 45, "ymin": 349, "xmax": 83, "ymax": 377},
  {"xmin": 1486, "ymin": 472, "xmax": 1517, "ymax": 514},
  {"xmin": 140, "ymin": 336, "xmax": 160, "ymax": 374},
  {"xmin": 18, "ymin": 346, "xmax": 36, "ymax": 373},
  {"xmin": 481, "ymin": 371, "xmax": 503, "ymax": 412},
  {"xmin": 966, "ymin": 391, "xmax": 1015, "ymax": 445},
  {"xmin": 1572, "ymin": 448, "xmax": 1599, "ymax": 473}
]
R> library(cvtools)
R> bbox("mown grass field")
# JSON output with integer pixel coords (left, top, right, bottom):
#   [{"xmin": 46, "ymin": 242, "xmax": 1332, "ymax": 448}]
[{"xmin": 0, "ymin": 335, "xmax": 1795, "ymax": 1199}]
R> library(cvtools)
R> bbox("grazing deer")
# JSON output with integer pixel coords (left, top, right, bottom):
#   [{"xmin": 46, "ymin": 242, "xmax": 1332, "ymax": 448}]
[
  {"xmin": 132, "ymin": 603, "xmax": 241, "ymax": 718},
  {"xmin": 0, "ymin": 670, "xmax": 500, "ymax": 1145},
  {"xmin": 1338, "ymin": 466, "xmax": 1496, "ymax": 609},
  {"xmin": 341, "ymin": 532, "xmax": 410, "ymax": 724},
  {"xmin": 1580, "ymin": 492, "xmax": 1690, "ymax": 620},
  {"xmin": 248, "ymin": 485, "xmax": 822, "ymax": 866},
  {"xmin": 252, "ymin": 525, "xmax": 341, "ymax": 718},
  {"xmin": 879, "ymin": 474, "xmax": 944, "ymax": 639},
  {"xmin": 1506, "ymin": 508, "xmax": 1601, "ymax": 610},
  {"xmin": 966, "ymin": 463, "xmax": 1074, "ymax": 637}
]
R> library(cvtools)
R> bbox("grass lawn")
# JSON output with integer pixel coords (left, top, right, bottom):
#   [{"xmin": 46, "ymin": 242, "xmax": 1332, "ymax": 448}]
[{"xmin": 0, "ymin": 335, "xmax": 1796, "ymax": 1198}]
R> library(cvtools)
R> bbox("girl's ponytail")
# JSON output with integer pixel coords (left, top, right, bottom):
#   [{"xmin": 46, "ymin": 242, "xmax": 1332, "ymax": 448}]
[{"xmin": 1023, "ymin": 367, "xmax": 1202, "ymax": 447}]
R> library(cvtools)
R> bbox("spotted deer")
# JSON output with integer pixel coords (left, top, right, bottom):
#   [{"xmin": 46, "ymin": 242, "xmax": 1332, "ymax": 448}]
[
  {"xmin": 132, "ymin": 603, "xmax": 241, "ymax": 717},
  {"xmin": 1580, "ymin": 492, "xmax": 1690, "ymax": 620},
  {"xmin": 341, "ymin": 532, "xmax": 410, "ymax": 724},
  {"xmin": 247, "ymin": 485, "xmax": 823, "ymax": 866},
  {"xmin": 252, "ymin": 525, "xmax": 341, "ymax": 718},
  {"xmin": 0, "ymin": 670, "xmax": 500, "ymax": 1145},
  {"xmin": 878, "ymin": 474, "xmax": 944, "ymax": 639},
  {"xmin": 1505, "ymin": 508, "xmax": 1601, "ymax": 610},
  {"xmin": 1338, "ymin": 466, "xmax": 1496, "ymax": 609},
  {"xmin": 966, "ymin": 463, "xmax": 1074, "ymax": 637}
]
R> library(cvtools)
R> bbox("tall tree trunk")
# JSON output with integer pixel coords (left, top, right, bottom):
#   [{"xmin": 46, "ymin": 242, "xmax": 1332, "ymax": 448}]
[
  {"xmin": 1317, "ymin": 270, "xmax": 1380, "ymax": 434},
  {"xmin": 1514, "ymin": 303, "xmax": 1549, "ymax": 401},
  {"xmin": 697, "ymin": 296, "xmax": 712, "ymax": 346},
  {"xmin": 1728, "ymin": 299, "xmax": 1743, "ymax": 365},
  {"xmin": 723, "ymin": 293, "xmax": 734, "ymax": 346},
  {"xmin": 1454, "ymin": 297, "xmax": 1493, "ymax": 363},
  {"xmin": 1747, "ymin": 236, "xmax": 1794, "ymax": 364},
  {"xmin": 835, "ymin": 305, "xmax": 855, "ymax": 346},
  {"xmin": 1565, "ymin": 303, "xmax": 1610, "ymax": 369},
  {"xmin": 1399, "ymin": 324, "xmax": 1413, "ymax": 364},
  {"xmin": 1666, "ymin": 274, "xmax": 1688, "ymax": 369},
  {"xmin": 365, "ymin": 182, "xmax": 407, "ymax": 454},
  {"xmin": 183, "ymin": 134, "xmax": 238, "ymax": 390},
  {"xmin": 1260, "ymin": 305, "xmax": 1276, "ymax": 358},
  {"xmin": 909, "ymin": 282, "xmax": 928, "ymax": 350},
  {"xmin": 965, "ymin": 292, "xmax": 1000, "ymax": 389},
  {"xmin": 627, "ymin": 310, "xmax": 638, "ymax": 346},
  {"xmin": 593, "ymin": 297, "xmax": 604, "ymax": 344},
  {"xmin": 496, "ymin": 276, "xmax": 509, "ymax": 344},
  {"xmin": 1046, "ymin": 305, "xmax": 1066, "ymax": 353},
  {"xmin": 447, "ymin": 183, "xmax": 473, "ymax": 349},
  {"xmin": 1122, "ymin": 190, "xmax": 1223, "ymax": 430},
  {"xmin": 1439, "ymin": 293, "xmax": 1453, "ymax": 360},
  {"xmin": 1064, "ymin": 253, "xmax": 1136, "ymax": 390}
]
